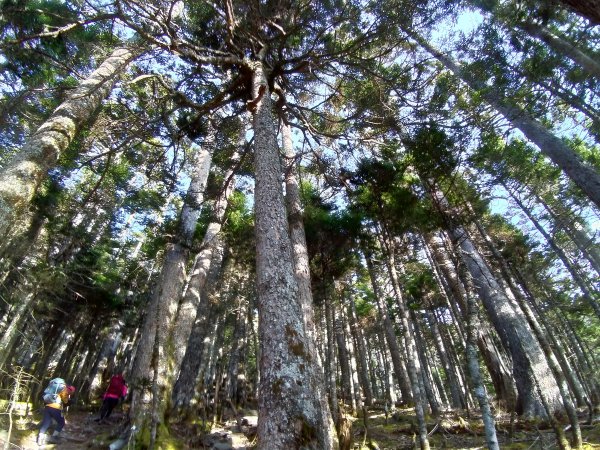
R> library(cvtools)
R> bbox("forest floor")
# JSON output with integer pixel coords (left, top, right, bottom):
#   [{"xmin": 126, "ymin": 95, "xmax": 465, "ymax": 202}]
[{"xmin": 0, "ymin": 404, "xmax": 599, "ymax": 449}]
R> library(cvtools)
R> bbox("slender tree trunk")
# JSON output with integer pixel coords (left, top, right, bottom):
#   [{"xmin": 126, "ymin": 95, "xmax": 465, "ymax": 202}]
[
  {"xmin": 428, "ymin": 181, "xmax": 563, "ymax": 416},
  {"xmin": 505, "ymin": 185, "xmax": 600, "ymax": 318},
  {"xmin": 517, "ymin": 21, "xmax": 600, "ymax": 78},
  {"xmin": 408, "ymin": 31, "xmax": 600, "ymax": 208},
  {"xmin": 535, "ymin": 194, "xmax": 600, "ymax": 277},
  {"xmin": 334, "ymin": 296, "xmax": 353, "ymax": 409},
  {"xmin": 425, "ymin": 232, "xmax": 518, "ymax": 409},
  {"xmin": 325, "ymin": 299, "xmax": 339, "ymax": 426},
  {"xmin": 462, "ymin": 270, "xmax": 500, "ymax": 450},
  {"xmin": 0, "ymin": 47, "xmax": 137, "ymax": 233},
  {"xmin": 348, "ymin": 297, "xmax": 374, "ymax": 406},
  {"xmin": 363, "ymin": 249, "xmax": 413, "ymax": 405},
  {"xmin": 250, "ymin": 61, "xmax": 336, "ymax": 449}
]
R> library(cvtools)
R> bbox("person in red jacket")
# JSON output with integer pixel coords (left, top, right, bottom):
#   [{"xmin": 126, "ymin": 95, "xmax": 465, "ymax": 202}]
[{"xmin": 96, "ymin": 374, "xmax": 128, "ymax": 422}]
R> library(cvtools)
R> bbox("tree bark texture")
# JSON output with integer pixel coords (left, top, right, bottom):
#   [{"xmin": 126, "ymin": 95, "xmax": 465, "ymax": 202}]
[
  {"xmin": 0, "ymin": 47, "xmax": 136, "ymax": 233},
  {"xmin": 282, "ymin": 118, "xmax": 337, "ymax": 443},
  {"xmin": 250, "ymin": 62, "xmax": 337, "ymax": 450}
]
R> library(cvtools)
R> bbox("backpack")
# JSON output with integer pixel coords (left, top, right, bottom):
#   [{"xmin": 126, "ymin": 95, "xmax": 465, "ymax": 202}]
[{"xmin": 42, "ymin": 378, "xmax": 66, "ymax": 404}]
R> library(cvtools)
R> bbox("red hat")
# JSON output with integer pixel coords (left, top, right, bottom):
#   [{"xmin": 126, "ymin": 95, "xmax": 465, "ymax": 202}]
[{"xmin": 67, "ymin": 385, "xmax": 76, "ymax": 393}]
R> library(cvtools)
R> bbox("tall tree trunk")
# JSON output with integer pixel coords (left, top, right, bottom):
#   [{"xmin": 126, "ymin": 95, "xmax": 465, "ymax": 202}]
[
  {"xmin": 428, "ymin": 183, "xmax": 563, "ymax": 417},
  {"xmin": 0, "ymin": 47, "xmax": 137, "ymax": 233},
  {"xmin": 408, "ymin": 31, "xmax": 600, "ymax": 208},
  {"xmin": 363, "ymin": 248, "xmax": 413, "ymax": 405},
  {"xmin": 425, "ymin": 232, "xmax": 519, "ymax": 410},
  {"xmin": 535, "ymin": 194, "xmax": 600, "ymax": 277},
  {"xmin": 250, "ymin": 61, "xmax": 336, "ymax": 449},
  {"xmin": 324, "ymin": 299, "xmax": 339, "ymax": 427},
  {"xmin": 517, "ymin": 21, "xmax": 600, "ymax": 78},
  {"xmin": 170, "ymin": 142, "xmax": 239, "ymax": 378},
  {"xmin": 171, "ymin": 241, "xmax": 225, "ymax": 412},
  {"xmin": 348, "ymin": 297, "xmax": 374, "ymax": 406},
  {"xmin": 282, "ymin": 117, "xmax": 338, "ymax": 444},
  {"xmin": 462, "ymin": 269, "xmax": 500, "ymax": 450},
  {"xmin": 505, "ymin": 184, "xmax": 600, "ymax": 318},
  {"xmin": 129, "ymin": 130, "xmax": 215, "ymax": 426}
]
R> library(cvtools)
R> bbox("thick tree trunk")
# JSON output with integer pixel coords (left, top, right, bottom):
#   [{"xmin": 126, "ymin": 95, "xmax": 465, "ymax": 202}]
[
  {"xmin": 250, "ymin": 62, "xmax": 336, "ymax": 450},
  {"xmin": 130, "ymin": 132, "xmax": 214, "ymax": 426},
  {"xmin": 0, "ymin": 47, "xmax": 136, "ymax": 233},
  {"xmin": 282, "ymin": 118, "xmax": 338, "ymax": 443},
  {"xmin": 409, "ymin": 32, "xmax": 600, "ymax": 208},
  {"xmin": 170, "ymin": 144, "xmax": 238, "ymax": 378},
  {"xmin": 171, "ymin": 241, "xmax": 225, "ymax": 411}
]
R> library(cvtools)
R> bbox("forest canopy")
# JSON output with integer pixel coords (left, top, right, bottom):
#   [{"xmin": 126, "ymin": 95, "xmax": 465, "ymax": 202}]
[{"xmin": 0, "ymin": 0, "xmax": 599, "ymax": 449}]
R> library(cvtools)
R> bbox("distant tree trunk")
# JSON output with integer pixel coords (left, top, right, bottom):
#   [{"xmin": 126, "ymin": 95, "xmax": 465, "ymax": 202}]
[
  {"xmin": 427, "ymin": 182, "xmax": 563, "ymax": 417},
  {"xmin": 535, "ymin": 194, "xmax": 600, "ymax": 277},
  {"xmin": 324, "ymin": 299, "xmax": 339, "ymax": 426},
  {"xmin": 424, "ymin": 310, "xmax": 464, "ymax": 409},
  {"xmin": 348, "ymin": 297, "xmax": 374, "ymax": 406},
  {"xmin": 366, "ymin": 236, "xmax": 430, "ymax": 449},
  {"xmin": 505, "ymin": 184, "xmax": 600, "ymax": 318},
  {"xmin": 363, "ymin": 248, "xmax": 413, "ymax": 405},
  {"xmin": 250, "ymin": 62, "xmax": 337, "ymax": 449},
  {"xmin": 425, "ymin": 233, "xmax": 518, "ymax": 409},
  {"xmin": 517, "ymin": 21, "xmax": 600, "ymax": 78},
  {"xmin": 227, "ymin": 290, "xmax": 249, "ymax": 405},
  {"xmin": 0, "ymin": 47, "xmax": 137, "ymax": 234},
  {"xmin": 408, "ymin": 31, "xmax": 600, "ymax": 208},
  {"xmin": 334, "ymin": 295, "xmax": 353, "ymax": 410},
  {"xmin": 129, "ymin": 128, "xmax": 215, "ymax": 425},
  {"xmin": 411, "ymin": 313, "xmax": 441, "ymax": 416}
]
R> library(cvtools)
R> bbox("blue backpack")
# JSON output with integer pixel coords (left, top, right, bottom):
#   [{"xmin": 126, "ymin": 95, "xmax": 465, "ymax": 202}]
[{"xmin": 42, "ymin": 378, "xmax": 66, "ymax": 404}]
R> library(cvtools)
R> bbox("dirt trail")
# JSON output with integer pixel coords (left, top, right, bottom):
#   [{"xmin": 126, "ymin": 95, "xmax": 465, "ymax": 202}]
[
  {"xmin": 1, "ymin": 409, "xmax": 256, "ymax": 450},
  {"xmin": 0, "ymin": 410, "xmax": 126, "ymax": 450}
]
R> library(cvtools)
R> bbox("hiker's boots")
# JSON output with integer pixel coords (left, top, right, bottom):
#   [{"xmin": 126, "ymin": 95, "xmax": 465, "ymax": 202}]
[
  {"xmin": 46, "ymin": 431, "xmax": 62, "ymax": 444},
  {"xmin": 36, "ymin": 432, "xmax": 47, "ymax": 446}
]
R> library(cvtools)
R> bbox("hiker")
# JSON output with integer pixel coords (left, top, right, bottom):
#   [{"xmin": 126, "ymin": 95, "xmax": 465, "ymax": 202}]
[
  {"xmin": 37, "ymin": 378, "xmax": 75, "ymax": 446},
  {"xmin": 96, "ymin": 373, "xmax": 128, "ymax": 422}
]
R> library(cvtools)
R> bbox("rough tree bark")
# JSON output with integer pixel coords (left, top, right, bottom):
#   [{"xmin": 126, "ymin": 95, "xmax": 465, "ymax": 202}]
[
  {"xmin": 0, "ymin": 47, "xmax": 137, "ymax": 234},
  {"xmin": 250, "ymin": 61, "xmax": 337, "ymax": 450}
]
